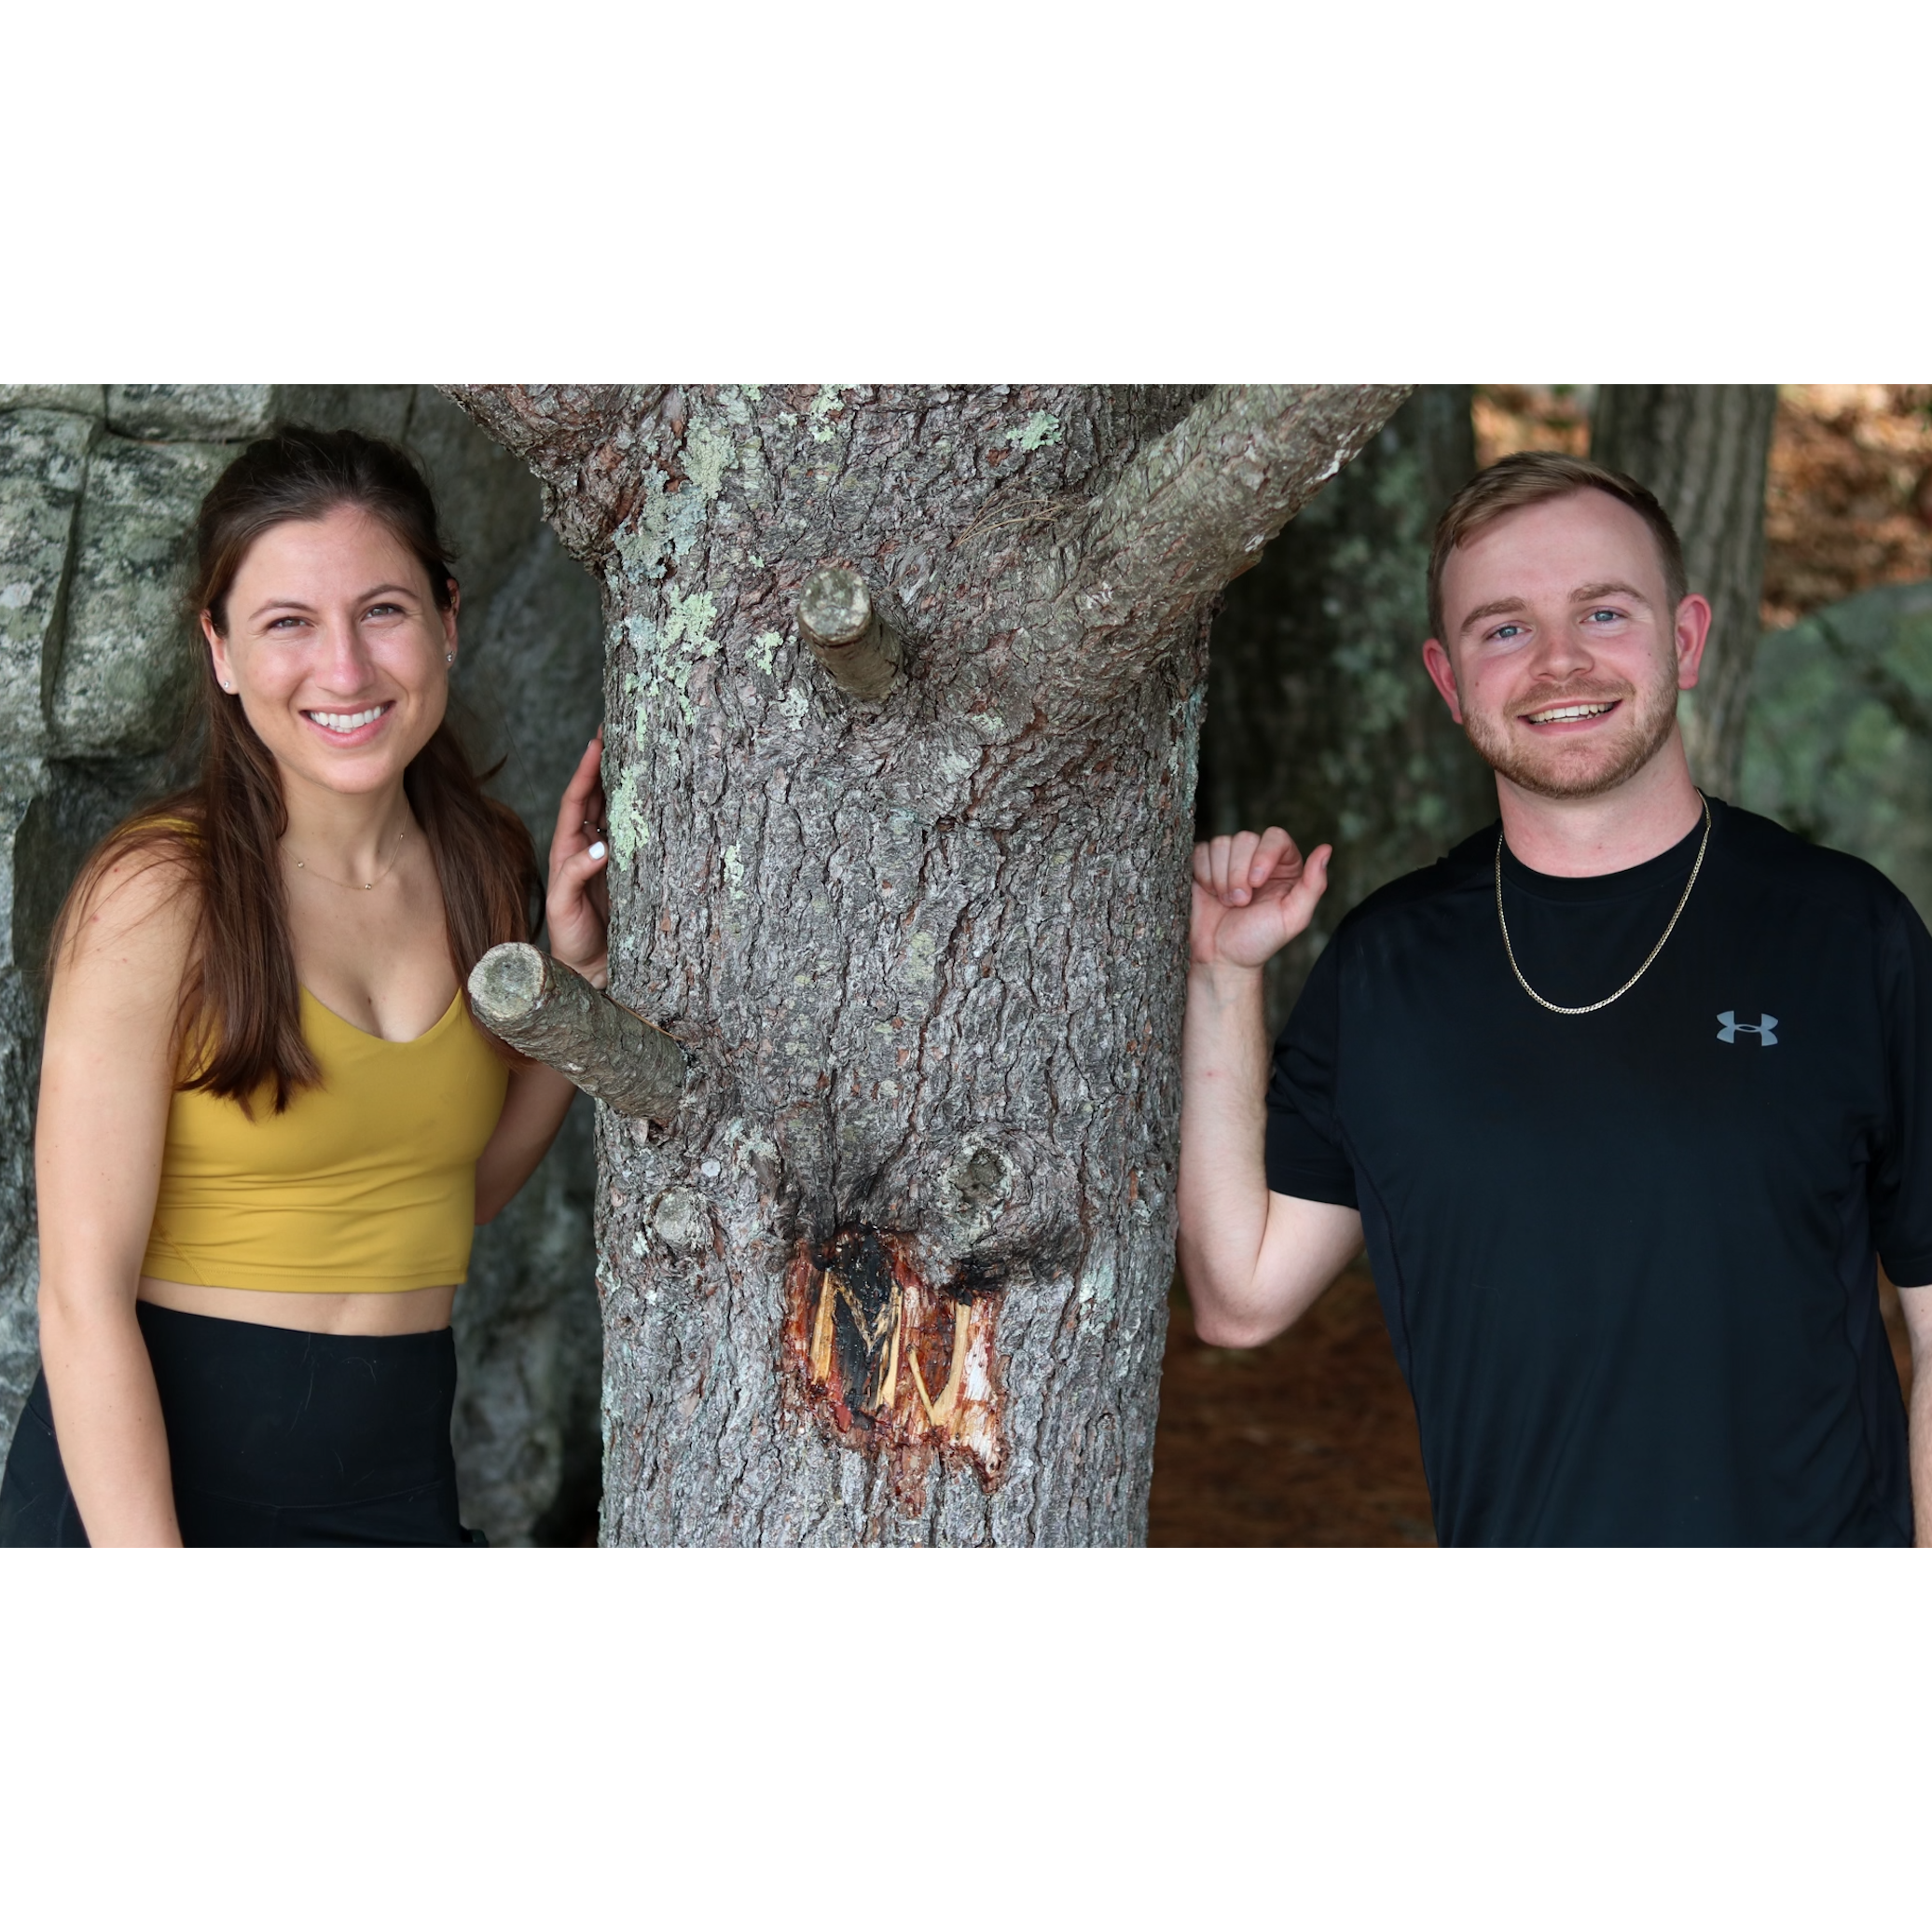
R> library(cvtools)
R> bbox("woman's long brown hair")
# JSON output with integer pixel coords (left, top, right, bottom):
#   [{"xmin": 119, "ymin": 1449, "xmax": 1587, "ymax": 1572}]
[{"xmin": 49, "ymin": 427, "xmax": 541, "ymax": 1111}]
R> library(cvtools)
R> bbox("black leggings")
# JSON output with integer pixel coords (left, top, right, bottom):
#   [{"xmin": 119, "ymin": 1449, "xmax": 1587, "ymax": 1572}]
[{"xmin": 0, "ymin": 1302, "xmax": 478, "ymax": 1547}]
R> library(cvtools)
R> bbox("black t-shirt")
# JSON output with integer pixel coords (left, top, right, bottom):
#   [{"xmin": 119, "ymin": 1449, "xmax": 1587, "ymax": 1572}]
[{"xmin": 1265, "ymin": 798, "xmax": 1928, "ymax": 1546}]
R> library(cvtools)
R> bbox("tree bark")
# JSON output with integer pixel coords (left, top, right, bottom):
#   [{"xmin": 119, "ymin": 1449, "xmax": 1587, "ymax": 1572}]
[
  {"xmin": 1201, "ymin": 386, "xmax": 1490, "ymax": 1031},
  {"xmin": 1589, "ymin": 385, "xmax": 1777, "ymax": 797},
  {"xmin": 445, "ymin": 382, "xmax": 1409, "ymax": 1545}
]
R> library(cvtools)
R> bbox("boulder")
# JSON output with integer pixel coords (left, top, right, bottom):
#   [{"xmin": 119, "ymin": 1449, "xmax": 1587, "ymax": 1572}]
[
  {"xmin": 0, "ymin": 387, "xmax": 106, "ymax": 417},
  {"xmin": 51, "ymin": 436, "xmax": 230, "ymax": 756},
  {"xmin": 0, "ymin": 411, "xmax": 95, "ymax": 756},
  {"xmin": 1202, "ymin": 386, "xmax": 1491, "ymax": 1029},
  {"xmin": 105, "ymin": 384, "xmax": 276, "ymax": 442},
  {"xmin": 1738, "ymin": 579, "xmax": 1932, "ymax": 922},
  {"xmin": 0, "ymin": 763, "xmax": 47, "ymax": 1423},
  {"xmin": 455, "ymin": 1097, "xmax": 601, "ymax": 1543}
]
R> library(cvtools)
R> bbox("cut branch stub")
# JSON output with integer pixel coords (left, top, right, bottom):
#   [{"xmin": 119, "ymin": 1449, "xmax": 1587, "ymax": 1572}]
[
  {"xmin": 796, "ymin": 565, "xmax": 901, "ymax": 701},
  {"xmin": 468, "ymin": 943, "xmax": 685, "ymax": 1121}
]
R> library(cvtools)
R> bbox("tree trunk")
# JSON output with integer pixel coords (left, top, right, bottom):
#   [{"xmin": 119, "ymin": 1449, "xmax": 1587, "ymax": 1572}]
[
  {"xmin": 1589, "ymin": 385, "xmax": 1777, "ymax": 796},
  {"xmin": 1200, "ymin": 386, "xmax": 1489, "ymax": 1031},
  {"xmin": 447, "ymin": 383, "xmax": 1409, "ymax": 1545}
]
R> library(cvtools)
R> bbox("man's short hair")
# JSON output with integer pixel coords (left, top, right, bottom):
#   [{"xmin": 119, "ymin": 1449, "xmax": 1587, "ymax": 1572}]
[{"xmin": 1427, "ymin": 450, "xmax": 1689, "ymax": 642}]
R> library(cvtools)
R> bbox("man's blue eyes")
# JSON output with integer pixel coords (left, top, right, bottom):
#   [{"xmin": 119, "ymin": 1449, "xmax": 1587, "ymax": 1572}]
[{"xmin": 1489, "ymin": 609, "xmax": 1622, "ymax": 642}]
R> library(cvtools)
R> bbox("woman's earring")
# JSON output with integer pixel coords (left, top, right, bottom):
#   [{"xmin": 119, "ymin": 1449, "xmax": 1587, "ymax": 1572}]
[{"xmin": 446, "ymin": 653, "xmax": 455, "ymax": 666}]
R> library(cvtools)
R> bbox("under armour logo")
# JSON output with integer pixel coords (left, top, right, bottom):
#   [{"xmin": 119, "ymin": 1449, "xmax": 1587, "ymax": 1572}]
[{"xmin": 1717, "ymin": 1011, "xmax": 1778, "ymax": 1045}]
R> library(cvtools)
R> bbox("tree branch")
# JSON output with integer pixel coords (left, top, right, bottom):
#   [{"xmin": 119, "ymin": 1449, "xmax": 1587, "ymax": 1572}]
[
  {"xmin": 469, "ymin": 944, "xmax": 686, "ymax": 1121},
  {"xmin": 797, "ymin": 566, "xmax": 902, "ymax": 701},
  {"xmin": 1072, "ymin": 384, "xmax": 1414, "ymax": 641},
  {"xmin": 438, "ymin": 384, "xmax": 667, "ymax": 567}
]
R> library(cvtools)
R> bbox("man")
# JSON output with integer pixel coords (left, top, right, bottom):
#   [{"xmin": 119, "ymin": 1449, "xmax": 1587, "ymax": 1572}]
[{"xmin": 1179, "ymin": 449, "xmax": 1932, "ymax": 1545}]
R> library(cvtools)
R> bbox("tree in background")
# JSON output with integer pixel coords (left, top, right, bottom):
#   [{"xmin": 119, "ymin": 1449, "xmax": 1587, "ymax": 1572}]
[
  {"xmin": 1198, "ymin": 386, "xmax": 1489, "ymax": 1030},
  {"xmin": 450, "ymin": 383, "xmax": 1408, "ymax": 1546},
  {"xmin": 1589, "ymin": 385, "xmax": 1778, "ymax": 797}
]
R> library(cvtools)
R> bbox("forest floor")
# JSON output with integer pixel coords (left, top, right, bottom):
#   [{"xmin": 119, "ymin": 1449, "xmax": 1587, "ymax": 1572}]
[
  {"xmin": 1143, "ymin": 386, "xmax": 1932, "ymax": 1549},
  {"xmin": 1147, "ymin": 1264, "xmax": 1433, "ymax": 1546}
]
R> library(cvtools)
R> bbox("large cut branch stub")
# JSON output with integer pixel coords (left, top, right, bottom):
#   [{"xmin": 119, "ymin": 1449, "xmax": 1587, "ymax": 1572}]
[{"xmin": 468, "ymin": 943, "xmax": 685, "ymax": 1121}]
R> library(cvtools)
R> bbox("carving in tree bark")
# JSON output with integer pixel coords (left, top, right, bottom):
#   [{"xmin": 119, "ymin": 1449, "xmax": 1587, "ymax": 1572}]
[
  {"xmin": 1589, "ymin": 385, "xmax": 1777, "ymax": 796},
  {"xmin": 443, "ymin": 382, "xmax": 1410, "ymax": 1545}
]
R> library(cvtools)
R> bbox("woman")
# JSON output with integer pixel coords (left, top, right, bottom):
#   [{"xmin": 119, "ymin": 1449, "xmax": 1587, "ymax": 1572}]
[{"xmin": 0, "ymin": 426, "xmax": 609, "ymax": 1547}]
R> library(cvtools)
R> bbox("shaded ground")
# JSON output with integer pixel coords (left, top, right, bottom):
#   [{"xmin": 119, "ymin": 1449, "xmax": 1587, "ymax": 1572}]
[
  {"xmin": 1148, "ymin": 1265, "xmax": 1436, "ymax": 1547},
  {"xmin": 1147, "ymin": 1266, "xmax": 1916, "ymax": 1548}
]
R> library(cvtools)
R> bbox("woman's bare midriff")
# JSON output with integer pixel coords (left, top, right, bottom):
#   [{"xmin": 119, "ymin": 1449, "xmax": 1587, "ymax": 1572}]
[{"xmin": 136, "ymin": 1276, "xmax": 456, "ymax": 1335}]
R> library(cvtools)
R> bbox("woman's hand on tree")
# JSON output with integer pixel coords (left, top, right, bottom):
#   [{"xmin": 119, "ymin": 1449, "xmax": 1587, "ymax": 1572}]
[
  {"xmin": 546, "ymin": 731, "xmax": 611, "ymax": 988},
  {"xmin": 1190, "ymin": 827, "xmax": 1331, "ymax": 971}
]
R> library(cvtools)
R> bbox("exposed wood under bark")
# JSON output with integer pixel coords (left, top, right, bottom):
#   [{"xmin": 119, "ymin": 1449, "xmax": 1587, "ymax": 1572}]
[{"xmin": 780, "ymin": 1225, "xmax": 1003, "ymax": 1497}]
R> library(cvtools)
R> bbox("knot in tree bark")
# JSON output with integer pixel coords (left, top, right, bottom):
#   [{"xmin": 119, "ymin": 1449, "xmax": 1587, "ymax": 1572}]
[{"xmin": 938, "ymin": 1140, "xmax": 1015, "ymax": 1249}]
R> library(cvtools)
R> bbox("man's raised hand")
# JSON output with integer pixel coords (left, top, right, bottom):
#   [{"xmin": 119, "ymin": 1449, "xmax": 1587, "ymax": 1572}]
[{"xmin": 1190, "ymin": 827, "xmax": 1332, "ymax": 971}]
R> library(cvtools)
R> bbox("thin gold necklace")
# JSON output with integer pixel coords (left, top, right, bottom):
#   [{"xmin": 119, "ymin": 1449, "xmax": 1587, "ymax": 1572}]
[
  {"xmin": 286, "ymin": 820, "xmax": 409, "ymax": 891},
  {"xmin": 1496, "ymin": 794, "xmax": 1712, "ymax": 1016}
]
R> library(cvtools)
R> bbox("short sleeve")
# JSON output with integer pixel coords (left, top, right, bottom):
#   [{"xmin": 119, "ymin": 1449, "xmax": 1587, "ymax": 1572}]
[
  {"xmin": 1264, "ymin": 933, "xmax": 1359, "ymax": 1208},
  {"xmin": 1870, "ymin": 894, "xmax": 1932, "ymax": 1285}
]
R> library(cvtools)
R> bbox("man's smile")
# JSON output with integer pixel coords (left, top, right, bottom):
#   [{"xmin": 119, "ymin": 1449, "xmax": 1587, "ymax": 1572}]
[{"xmin": 1520, "ymin": 698, "xmax": 1622, "ymax": 727}]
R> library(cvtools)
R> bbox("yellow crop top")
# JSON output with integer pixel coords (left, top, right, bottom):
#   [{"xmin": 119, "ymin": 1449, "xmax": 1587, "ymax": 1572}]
[{"xmin": 142, "ymin": 987, "xmax": 510, "ymax": 1293}]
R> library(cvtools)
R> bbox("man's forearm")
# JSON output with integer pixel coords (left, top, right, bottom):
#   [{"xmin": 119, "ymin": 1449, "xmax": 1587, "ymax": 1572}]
[
  {"xmin": 1912, "ymin": 1369, "xmax": 1932, "ymax": 1548},
  {"xmin": 1898, "ymin": 1286, "xmax": 1932, "ymax": 1547},
  {"xmin": 1176, "ymin": 960, "xmax": 1274, "ymax": 1325}
]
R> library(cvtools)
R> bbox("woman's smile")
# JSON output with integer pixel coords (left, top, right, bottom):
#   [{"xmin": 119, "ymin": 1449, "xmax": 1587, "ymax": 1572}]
[{"xmin": 302, "ymin": 699, "xmax": 395, "ymax": 743}]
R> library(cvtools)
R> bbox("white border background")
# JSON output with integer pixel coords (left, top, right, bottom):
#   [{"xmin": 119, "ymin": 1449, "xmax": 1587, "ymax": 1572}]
[{"xmin": 3, "ymin": 2, "xmax": 1929, "ymax": 1923}]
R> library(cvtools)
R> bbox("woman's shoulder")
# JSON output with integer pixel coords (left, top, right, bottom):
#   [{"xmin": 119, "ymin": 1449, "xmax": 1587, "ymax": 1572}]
[
  {"xmin": 39, "ymin": 812, "xmax": 213, "ymax": 1129},
  {"xmin": 52, "ymin": 809, "xmax": 204, "ymax": 983}
]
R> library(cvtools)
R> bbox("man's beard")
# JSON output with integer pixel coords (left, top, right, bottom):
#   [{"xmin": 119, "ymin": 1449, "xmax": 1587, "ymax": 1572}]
[{"xmin": 1460, "ymin": 675, "xmax": 1681, "ymax": 801}]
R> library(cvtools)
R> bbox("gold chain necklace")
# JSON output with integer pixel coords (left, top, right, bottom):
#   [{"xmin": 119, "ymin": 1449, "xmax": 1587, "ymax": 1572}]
[
  {"xmin": 1496, "ymin": 794, "xmax": 1711, "ymax": 1016},
  {"xmin": 286, "ymin": 821, "xmax": 408, "ymax": 892}
]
